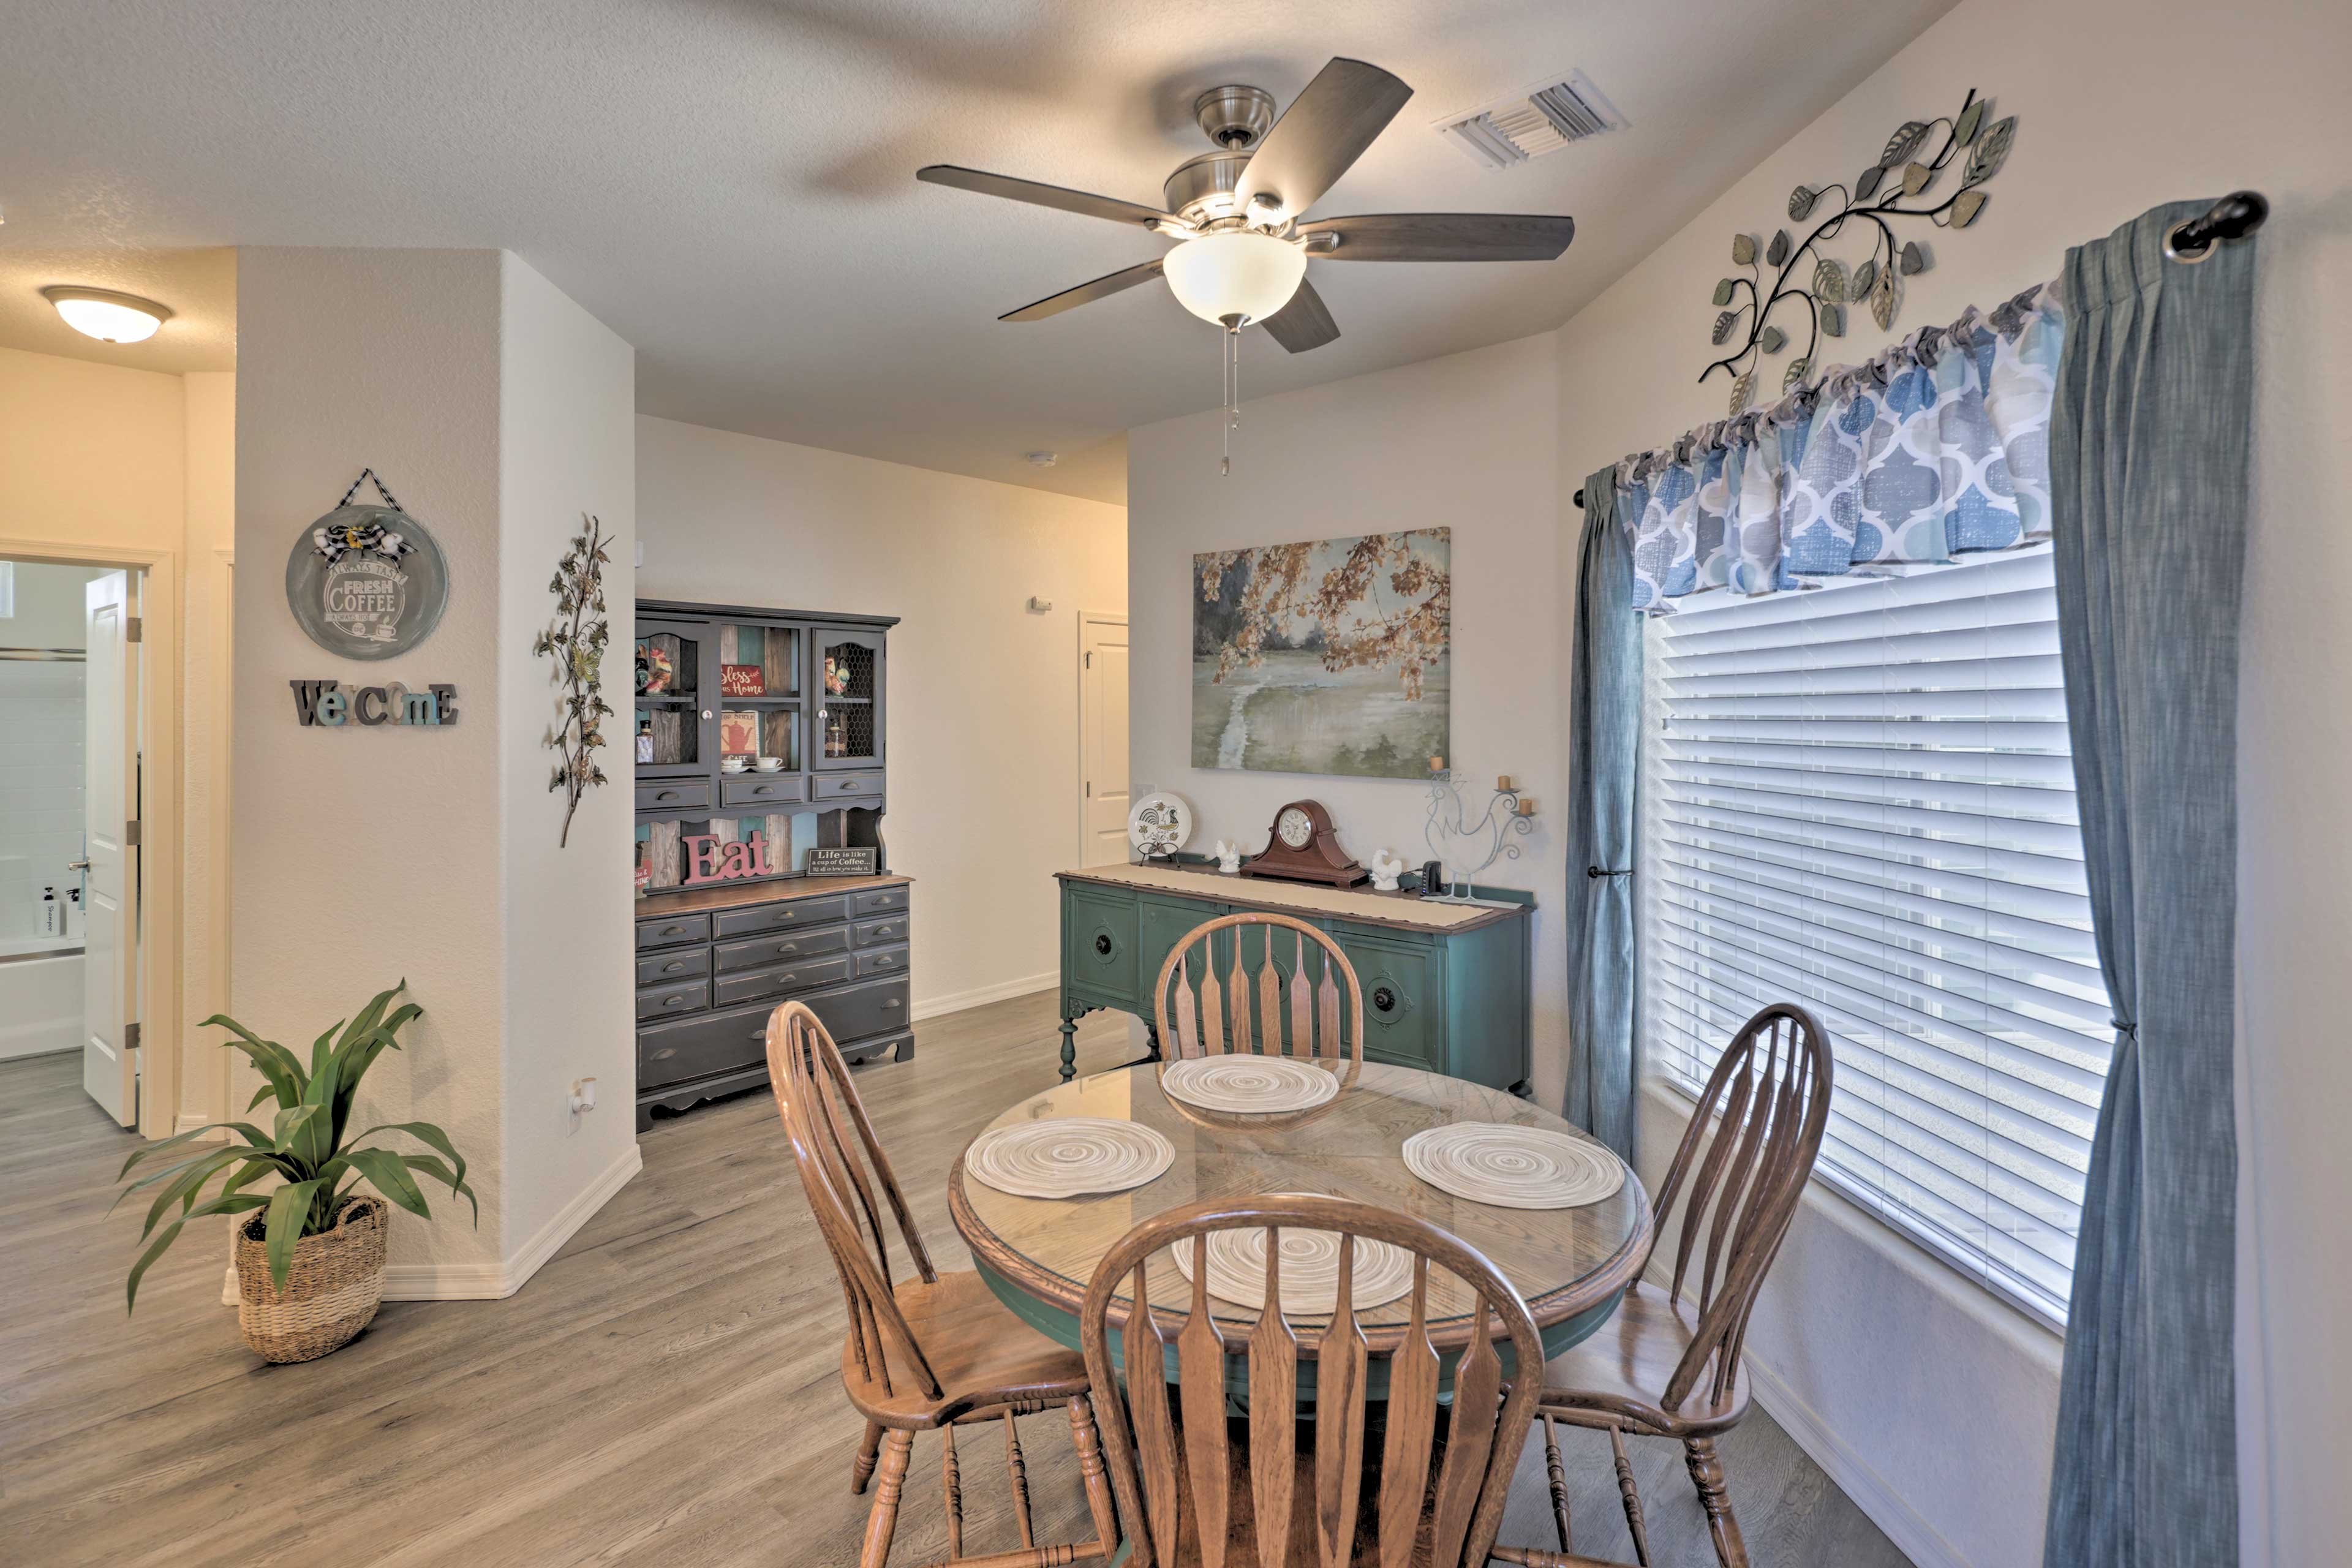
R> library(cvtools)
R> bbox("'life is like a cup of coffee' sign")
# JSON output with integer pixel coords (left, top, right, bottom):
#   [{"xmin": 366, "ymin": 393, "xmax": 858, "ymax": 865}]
[{"xmin": 685, "ymin": 832, "xmax": 778, "ymax": 885}]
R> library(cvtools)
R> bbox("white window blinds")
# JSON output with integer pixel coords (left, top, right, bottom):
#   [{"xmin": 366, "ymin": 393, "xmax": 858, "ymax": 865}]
[{"xmin": 1638, "ymin": 545, "xmax": 2108, "ymax": 1325}]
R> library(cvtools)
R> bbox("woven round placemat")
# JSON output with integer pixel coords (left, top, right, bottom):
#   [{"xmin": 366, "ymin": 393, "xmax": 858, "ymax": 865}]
[
  {"xmin": 1402, "ymin": 1123, "xmax": 1626, "ymax": 1210},
  {"xmin": 233, "ymin": 1194, "xmax": 387, "ymax": 1363},
  {"xmin": 965, "ymin": 1118, "xmax": 1175, "ymax": 1199},
  {"xmin": 1160, "ymin": 1056, "xmax": 1340, "ymax": 1115},
  {"xmin": 1170, "ymin": 1195, "xmax": 1415, "ymax": 1314}
]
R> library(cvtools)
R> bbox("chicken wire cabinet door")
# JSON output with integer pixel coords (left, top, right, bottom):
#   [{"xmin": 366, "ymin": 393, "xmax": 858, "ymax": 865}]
[{"xmin": 813, "ymin": 628, "xmax": 885, "ymax": 769}]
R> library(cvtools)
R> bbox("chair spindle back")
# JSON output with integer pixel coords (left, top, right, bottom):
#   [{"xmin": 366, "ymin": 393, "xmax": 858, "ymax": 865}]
[
  {"xmin": 1152, "ymin": 911, "xmax": 1364, "ymax": 1066},
  {"xmin": 764, "ymin": 1000, "xmax": 942, "ymax": 1401},
  {"xmin": 1642, "ymin": 1002, "xmax": 1832, "ymax": 1414},
  {"xmin": 1079, "ymin": 1195, "xmax": 1543, "ymax": 1568}
]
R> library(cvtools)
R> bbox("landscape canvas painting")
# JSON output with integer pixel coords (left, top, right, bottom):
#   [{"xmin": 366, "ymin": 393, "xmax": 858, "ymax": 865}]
[{"xmin": 1192, "ymin": 529, "xmax": 1450, "ymax": 778}]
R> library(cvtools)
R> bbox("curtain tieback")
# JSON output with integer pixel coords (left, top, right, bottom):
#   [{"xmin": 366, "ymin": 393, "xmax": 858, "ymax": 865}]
[
  {"xmin": 1587, "ymin": 865, "xmax": 1632, "ymax": 879},
  {"xmin": 2109, "ymin": 1016, "xmax": 2138, "ymax": 1037}
]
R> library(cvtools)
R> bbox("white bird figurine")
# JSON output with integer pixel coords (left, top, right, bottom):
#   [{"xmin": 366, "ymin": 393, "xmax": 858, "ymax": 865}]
[
  {"xmin": 1370, "ymin": 849, "xmax": 1406, "ymax": 891},
  {"xmin": 1213, "ymin": 840, "xmax": 1242, "ymax": 873}
]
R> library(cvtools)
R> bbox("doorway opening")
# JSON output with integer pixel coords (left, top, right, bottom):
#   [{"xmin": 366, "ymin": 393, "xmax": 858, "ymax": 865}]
[
  {"xmin": 0, "ymin": 557, "xmax": 147, "ymax": 1127},
  {"xmin": 1077, "ymin": 612, "xmax": 1130, "ymax": 867}
]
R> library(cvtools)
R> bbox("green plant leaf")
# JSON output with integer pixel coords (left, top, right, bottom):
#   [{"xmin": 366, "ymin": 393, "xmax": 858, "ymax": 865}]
[
  {"xmin": 263, "ymin": 1179, "xmax": 328, "ymax": 1291},
  {"xmin": 355, "ymin": 1121, "xmax": 469, "ymax": 1194},
  {"xmin": 138, "ymin": 1147, "xmax": 248, "ymax": 1238},
  {"xmin": 341, "ymin": 1147, "xmax": 432, "ymax": 1220},
  {"xmin": 118, "ymin": 1121, "xmax": 257, "ymax": 1180},
  {"xmin": 399, "ymin": 1155, "xmax": 480, "ymax": 1226},
  {"xmin": 273, "ymin": 1102, "xmax": 329, "ymax": 1171},
  {"xmin": 206, "ymin": 1016, "xmax": 305, "ymax": 1109},
  {"xmin": 126, "ymin": 1216, "xmax": 186, "ymax": 1313}
]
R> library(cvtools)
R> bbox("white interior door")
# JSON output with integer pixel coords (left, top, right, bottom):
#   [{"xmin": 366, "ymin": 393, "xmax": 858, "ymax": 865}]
[
  {"xmin": 1080, "ymin": 616, "xmax": 1130, "ymax": 865},
  {"xmin": 82, "ymin": 571, "xmax": 138, "ymax": 1126}
]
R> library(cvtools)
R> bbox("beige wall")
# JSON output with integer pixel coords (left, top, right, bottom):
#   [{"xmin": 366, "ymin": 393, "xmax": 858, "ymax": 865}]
[
  {"xmin": 635, "ymin": 415, "xmax": 1128, "ymax": 1018},
  {"xmin": 0, "ymin": 343, "xmax": 231, "ymax": 1133},
  {"xmin": 1547, "ymin": 0, "xmax": 2352, "ymax": 1562},
  {"xmin": 234, "ymin": 247, "xmax": 638, "ymax": 1294},
  {"xmin": 1125, "ymin": 334, "xmax": 1566, "ymax": 1089}
]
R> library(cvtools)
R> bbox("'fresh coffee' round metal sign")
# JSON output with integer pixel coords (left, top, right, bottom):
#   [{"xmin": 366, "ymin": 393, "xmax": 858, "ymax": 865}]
[{"xmin": 285, "ymin": 497, "xmax": 450, "ymax": 660}]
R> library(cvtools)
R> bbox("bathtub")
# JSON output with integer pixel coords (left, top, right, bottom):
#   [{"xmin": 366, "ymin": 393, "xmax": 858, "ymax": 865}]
[{"xmin": 0, "ymin": 938, "xmax": 83, "ymax": 1060}]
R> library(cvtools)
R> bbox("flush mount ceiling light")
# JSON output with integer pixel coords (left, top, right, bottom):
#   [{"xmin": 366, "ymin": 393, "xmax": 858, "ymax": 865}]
[
  {"xmin": 916, "ymin": 57, "xmax": 1577, "ymax": 474},
  {"xmin": 42, "ymin": 285, "xmax": 172, "ymax": 344}
]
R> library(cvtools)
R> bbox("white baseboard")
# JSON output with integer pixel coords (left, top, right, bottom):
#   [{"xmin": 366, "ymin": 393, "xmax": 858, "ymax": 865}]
[
  {"xmin": 383, "ymin": 1140, "xmax": 643, "ymax": 1300},
  {"xmin": 175, "ymin": 1111, "xmax": 224, "ymax": 1137},
  {"xmin": 219, "ymin": 1141, "xmax": 644, "ymax": 1306},
  {"xmin": 911, "ymin": 970, "xmax": 1056, "ymax": 1022}
]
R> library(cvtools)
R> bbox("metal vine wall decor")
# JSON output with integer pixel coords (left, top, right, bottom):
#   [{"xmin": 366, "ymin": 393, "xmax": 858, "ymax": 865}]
[
  {"xmin": 535, "ymin": 516, "xmax": 614, "ymax": 848},
  {"xmin": 1703, "ymin": 88, "xmax": 2015, "ymax": 413}
]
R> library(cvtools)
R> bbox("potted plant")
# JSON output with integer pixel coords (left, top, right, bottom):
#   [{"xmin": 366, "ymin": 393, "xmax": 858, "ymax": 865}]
[{"xmin": 115, "ymin": 981, "xmax": 475, "ymax": 1363}]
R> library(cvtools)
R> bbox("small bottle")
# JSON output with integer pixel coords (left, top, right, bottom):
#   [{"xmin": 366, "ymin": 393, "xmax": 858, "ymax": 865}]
[
  {"xmin": 65, "ymin": 886, "xmax": 80, "ymax": 938},
  {"xmin": 40, "ymin": 886, "xmax": 58, "ymax": 938}
]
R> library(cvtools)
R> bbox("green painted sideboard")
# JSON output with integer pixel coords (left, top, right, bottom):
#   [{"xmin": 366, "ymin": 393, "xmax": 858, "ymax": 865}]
[{"xmin": 1054, "ymin": 863, "xmax": 1534, "ymax": 1096}]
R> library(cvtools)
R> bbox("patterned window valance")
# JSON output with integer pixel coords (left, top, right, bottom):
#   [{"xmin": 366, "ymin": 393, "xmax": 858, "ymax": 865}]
[{"xmin": 1618, "ymin": 282, "xmax": 2063, "ymax": 612}]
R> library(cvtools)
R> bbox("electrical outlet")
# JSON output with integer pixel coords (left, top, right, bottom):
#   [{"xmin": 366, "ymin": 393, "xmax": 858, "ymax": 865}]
[{"xmin": 568, "ymin": 1077, "xmax": 597, "ymax": 1123}]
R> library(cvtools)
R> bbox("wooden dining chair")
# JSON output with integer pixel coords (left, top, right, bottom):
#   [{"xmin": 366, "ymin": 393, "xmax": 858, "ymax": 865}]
[
  {"xmin": 764, "ymin": 1000, "xmax": 1123, "ymax": 1568},
  {"xmin": 1078, "ymin": 1193, "xmax": 1544, "ymax": 1568},
  {"xmin": 1151, "ymin": 912, "xmax": 1365, "ymax": 1065},
  {"xmin": 1491, "ymin": 1003, "xmax": 1831, "ymax": 1568}
]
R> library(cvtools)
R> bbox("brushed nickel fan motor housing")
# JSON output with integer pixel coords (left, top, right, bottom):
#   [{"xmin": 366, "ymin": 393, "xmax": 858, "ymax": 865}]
[
  {"xmin": 1193, "ymin": 85, "xmax": 1275, "ymax": 149},
  {"xmin": 1163, "ymin": 149, "xmax": 1251, "ymax": 227}
]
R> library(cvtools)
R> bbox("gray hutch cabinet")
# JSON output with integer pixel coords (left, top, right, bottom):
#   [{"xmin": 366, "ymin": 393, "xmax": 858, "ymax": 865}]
[{"xmin": 631, "ymin": 600, "xmax": 907, "ymax": 1129}]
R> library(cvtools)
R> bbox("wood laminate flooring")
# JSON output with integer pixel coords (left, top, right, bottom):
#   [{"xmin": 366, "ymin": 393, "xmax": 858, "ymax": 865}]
[{"xmin": 0, "ymin": 995, "xmax": 1911, "ymax": 1567}]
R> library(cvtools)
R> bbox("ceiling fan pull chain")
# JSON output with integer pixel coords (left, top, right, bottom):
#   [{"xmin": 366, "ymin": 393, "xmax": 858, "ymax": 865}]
[{"xmin": 1220, "ymin": 322, "xmax": 1240, "ymax": 477}]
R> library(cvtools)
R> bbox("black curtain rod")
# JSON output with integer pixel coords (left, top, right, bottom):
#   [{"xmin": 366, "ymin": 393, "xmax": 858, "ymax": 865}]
[{"xmin": 1568, "ymin": 190, "xmax": 2269, "ymax": 513}]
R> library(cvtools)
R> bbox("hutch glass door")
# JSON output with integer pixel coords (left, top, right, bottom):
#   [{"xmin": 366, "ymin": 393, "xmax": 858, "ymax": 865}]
[
  {"xmin": 715, "ymin": 620, "xmax": 802, "ymax": 772},
  {"xmin": 814, "ymin": 628, "xmax": 884, "ymax": 769},
  {"xmin": 634, "ymin": 619, "xmax": 714, "ymax": 778}
]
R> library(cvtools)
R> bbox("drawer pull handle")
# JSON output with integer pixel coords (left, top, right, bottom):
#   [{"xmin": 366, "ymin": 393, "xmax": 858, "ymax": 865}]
[
  {"xmin": 1095, "ymin": 934, "xmax": 1113, "ymax": 956},
  {"xmin": 655, "ymin": 790, "xmax": 680, "ymax": 801},
  {"xmin": 776, "ymin": 943, "xmax": 799, "ymax": 956},
  {"xmin": 1373, "ymin": 986, "xmax": 1398, "ymax": 1012},
  {"xmin": 653, "ymin": 1048, "xmax": 676, "ymax": 1060},
  {"xmin": 883, "ymin": 998, "xmax": 903, "ymax": 1010},
  {"xmin": 875, "ymin": 956, "xmax": 892, "ymax": 967},
  {"xmin": 747, "ymin": 1028, "xmax": 767, "ymax": 1041},
  {"xmin": 873, "ymin": 924, "xmax": 895, "ymax": 937},
  {"xmin": 778, "ymin": 973, "xmax": 797, "ymax": 984},
  {"xmin": 662, "ymin": 925, "xmax": 687, "ymax": 937},
  {"xmin": 662, "ymin": 960, "xmax": 685, "ymax": 973},
  {"xmin": 664, "ymin": 995, "xmax": 688, "ymax": 1008}
]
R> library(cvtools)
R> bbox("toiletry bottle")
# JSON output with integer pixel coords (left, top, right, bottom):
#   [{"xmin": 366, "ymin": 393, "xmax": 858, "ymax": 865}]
[{"xmin": 65, "ymin": 886, "xmax": 80, "ymax": 939}]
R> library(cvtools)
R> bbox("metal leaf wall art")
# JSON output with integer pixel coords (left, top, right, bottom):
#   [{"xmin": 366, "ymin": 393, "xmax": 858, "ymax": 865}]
[{"xmin": 1701, "ymin": 88, "xmax": 2016, "ymax": 413}]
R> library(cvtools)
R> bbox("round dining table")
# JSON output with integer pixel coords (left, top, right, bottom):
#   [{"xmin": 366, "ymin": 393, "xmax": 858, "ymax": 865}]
[{"xmin": 948, "ymin": 1060, "xmax": 1653, "ymax": 1399}]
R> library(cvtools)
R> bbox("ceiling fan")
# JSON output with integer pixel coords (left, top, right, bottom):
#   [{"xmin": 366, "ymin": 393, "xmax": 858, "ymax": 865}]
[{"xmin": 915, "ymin": 57, "xmax": 1577, "ymax": 356}]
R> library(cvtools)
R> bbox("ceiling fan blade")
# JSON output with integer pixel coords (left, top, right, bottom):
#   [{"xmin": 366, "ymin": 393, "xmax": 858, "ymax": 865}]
[
  {"xmin": 1295, "ymin": 213, "xmax": 1577, "ymax": 262},
  {"xmin": 1259, "ymin": 279, "xmax": 1339, "ymax": 353},
  {"xmin": 1000, "ymin": 258, "xmax": 1167, "ymax": 322},
  {"xmin": 1234, "ymin": 58, "xmax": 1413, "ymax": 219},
  {"xmin": 918, "ymin": 165, "xmax": 1182, "ymax": 230}
]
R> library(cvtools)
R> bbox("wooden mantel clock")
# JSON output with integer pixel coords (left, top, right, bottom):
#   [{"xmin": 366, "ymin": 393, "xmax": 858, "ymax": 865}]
[{"xmin": 1239, "ymin": 799, "xmax": 1369, "ymax": 889}]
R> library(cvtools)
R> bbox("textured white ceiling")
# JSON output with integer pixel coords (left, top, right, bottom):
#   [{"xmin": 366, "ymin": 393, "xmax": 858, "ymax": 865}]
[{"xmin": 0, "ymin": 1, "xmax": 1952, "ymax": 502}]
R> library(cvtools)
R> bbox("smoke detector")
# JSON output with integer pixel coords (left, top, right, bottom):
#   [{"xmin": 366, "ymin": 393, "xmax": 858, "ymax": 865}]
[{"xmin": 1434, "ymin": 70, "xmax": 1625, "ymax": 170}]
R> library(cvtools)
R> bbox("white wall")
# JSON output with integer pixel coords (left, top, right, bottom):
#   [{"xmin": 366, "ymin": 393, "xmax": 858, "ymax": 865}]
[
  {"xmin": 496, "ymin": 254, "xmax": 638, "ymax": 1262},
  {"xmin": 1544, "ymin": 0, "xmax": 2352, "ymax": 1563},
  {"xmin": 1126, "ymin": 334, "xmax": 1567, "ymax": 1094},
  {"xmin": 234, "ymin": 248, "xmax": 638, "ymax": 1294},
  {"xmin": 636, "ymin": 415, "xmax": 1126, "ymax": 1017}
]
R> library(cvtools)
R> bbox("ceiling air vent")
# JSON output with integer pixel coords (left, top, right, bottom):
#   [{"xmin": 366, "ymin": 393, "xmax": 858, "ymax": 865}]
[{"xmin": 1434, "ymin": 71, "xmax": 1625, "ymax": 170}]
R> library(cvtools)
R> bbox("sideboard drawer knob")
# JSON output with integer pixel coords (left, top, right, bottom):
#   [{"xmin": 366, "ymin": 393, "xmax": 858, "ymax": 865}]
[
  {"xmin": 653, "ymin": 1047, "xmax": 676, "ymax": 1060},
  {"xmin": 1094, "ymin": 933, "xmax": 1113, "ymax": 956},
  {"xmin": 884, "ymin": 998, "xmax": 903, "ymax": 1011},
  {"xmin": 662, "ymin": 960, "xmax": 685, "ymax": 973},
  {"xmin": 665, "ymin": 995, "xmax": 688, "ymax": 1008}
]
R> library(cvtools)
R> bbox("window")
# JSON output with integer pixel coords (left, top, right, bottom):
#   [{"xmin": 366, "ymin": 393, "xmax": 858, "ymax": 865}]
[{"xmin": 1638, "ymin": 545, "xmax": 2108, "ymax": 1326}]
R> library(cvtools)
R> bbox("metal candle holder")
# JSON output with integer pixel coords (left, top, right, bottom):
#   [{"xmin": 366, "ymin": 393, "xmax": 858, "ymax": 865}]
[{"xmin": 1423, "ymin": 772, "xmax": 1537, "ymax": 903}]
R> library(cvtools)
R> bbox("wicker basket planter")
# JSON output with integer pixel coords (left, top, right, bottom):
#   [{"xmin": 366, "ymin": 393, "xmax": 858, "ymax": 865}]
[{"xmin": 233, "ymin": 1194, "xmax": 388, "ymax": 1363}]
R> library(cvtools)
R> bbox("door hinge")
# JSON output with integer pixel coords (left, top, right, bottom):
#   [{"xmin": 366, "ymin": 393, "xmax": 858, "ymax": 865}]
[
  {"xmin": 1086, "ymin": 780, "xmax": 1093, "ymax": 797},
  {"xmin": 125, "ymin": 616, "xmax": 143, "ymax": 644},
  {"xmin": 1085, "ymin": 650, "xmax": 1093, "ymax": 669},
  {"xmin": 125, "ymin": 1021, "xmax": 141, "ymax": 1053},
  {"xmin": 124, "ymin": 819, "xmax": 142, "ymax": 846}
]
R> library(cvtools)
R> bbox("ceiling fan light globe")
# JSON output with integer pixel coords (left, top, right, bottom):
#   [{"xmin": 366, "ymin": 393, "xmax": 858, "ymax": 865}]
[{"xmin": 1162, "ymin": 230, "xmax": 1306, "ymax": 326}]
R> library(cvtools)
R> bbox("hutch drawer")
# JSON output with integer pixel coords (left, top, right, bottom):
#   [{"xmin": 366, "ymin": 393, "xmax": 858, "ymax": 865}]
[
  {"xmin": 636, "ymin": 780, "xmax": 713, "ymax": 813},
  {"xmin": 853, "ymin": 885, "xmax": 910, "ymax": 916},
  {"xmin": 716, "ymin": 925, "xmax": 851, "ymax": 972},
  {"xmin": 854, "ymin": 914, "xmax": 908, "ymax": 948},
  {"xmin": 713, "ymin": 954, "xmax": 855, "ymax": 1009},
  {"xmin": 637, "ymin": 979, "xmax": 711, "ymax": 1022},
  {"xmin": 720, "ymin": 774, "xmax": 807, "ymax": 809},
  {"xmin": 638, "ymin": 1002, "xmax": 778, "ymax": 1090},
  {"xmin": 854, "ymin": 946, "xmax": 907, "ymax": 978},
  {"xmin": 804, "ymin": 975, "xmax": 910, "ymax": 1044},
  {"xmin": 715, "ymin": 897, "xmax": 850, "ymax": 938},
  {"xmin": 636, "ymin": 946, "xmax": 711, "ymax": 986},
  {"xmin": 638, "ymin": 913, "xmax": 712, "ymax": 951},
  {"xmin": 812, "ymin": 770, "xmax": 885, "ymax": 801}
]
